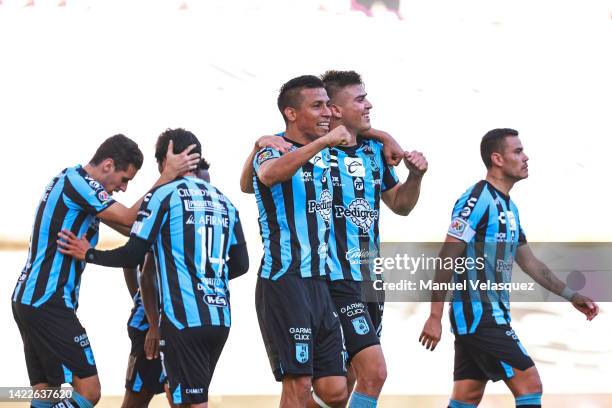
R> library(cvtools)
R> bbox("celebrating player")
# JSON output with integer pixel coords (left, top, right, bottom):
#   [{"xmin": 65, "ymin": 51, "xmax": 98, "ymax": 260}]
[
  {"xmin": 57, "ymin": 129, "xmax": 248, "ymax": 408},
  {"xmin": 419, "ymin": 128, "xmax": 599, "ymax": 408},
  {"xmin": 321, "ymin": 70, "xmax": 427, "ymax": 408},
  {"xmin": 12, "ymin": 134, "xmax": 198, "ymax": 408}
]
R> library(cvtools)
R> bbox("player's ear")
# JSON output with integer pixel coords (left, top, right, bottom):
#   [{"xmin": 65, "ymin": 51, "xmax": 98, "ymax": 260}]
[
  {"xmin": 284, "ymin": 107, "xmax": 297, "ymax": 123},
  {"xmin": 330, "ymin": 103, "xmax": 342, "ymax": 119},
  {"xmin": 101, "ymin": 158, "xmax": 115, "ymax": 173},
  {"xmin": 490, "ymin": 152, "xmax": 504, "ymax": 167}
]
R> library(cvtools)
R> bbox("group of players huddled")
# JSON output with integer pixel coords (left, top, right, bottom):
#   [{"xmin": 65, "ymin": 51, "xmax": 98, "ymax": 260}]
[{"xmin": 12, "ymin": 71, "xmax": 599, "ymax": 408}]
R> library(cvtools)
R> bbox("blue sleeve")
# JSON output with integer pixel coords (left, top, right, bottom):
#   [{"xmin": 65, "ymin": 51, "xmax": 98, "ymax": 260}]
[
  {"xmin": 130, "ymin": 190, "xmax": 169, "ymax": 243},
  {"xmin": 447, "ymin": 184, "xmax": 489, "ymax": 243},
  {"xmin": 64, "ymin": 170, "xmax": 116, "ymax": 214},
  {"xmin": 253, "ymin": 147, "xmax": 282, "ymax": 173}
]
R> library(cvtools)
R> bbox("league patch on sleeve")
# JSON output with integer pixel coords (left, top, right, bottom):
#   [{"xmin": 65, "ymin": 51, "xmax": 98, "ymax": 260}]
[
  {"xmin": 255, "ymin": 148, "xmax": 278, "ymax": 166},
  {"xmin": 447, "ymin": 217, "xmax": 475, "ymax": 241}
]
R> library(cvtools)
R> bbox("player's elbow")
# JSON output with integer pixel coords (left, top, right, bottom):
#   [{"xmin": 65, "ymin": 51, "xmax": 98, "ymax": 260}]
[{"xmin": 257, "ymin": 171, "xmax": 278, "ymax": 187}]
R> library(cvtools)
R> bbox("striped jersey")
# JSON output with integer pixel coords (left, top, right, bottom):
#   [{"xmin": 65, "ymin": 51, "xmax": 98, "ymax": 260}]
[
  {"xmin": 131, "ymin": 176, "xmax": 244, "ymax": 330},
  {"xmin": 252, "ymin": 136, "xmax": 333, "ymax": 280},
  {"xmin": 446, "ymin": 180, "xmax": 527, "ymax": 335},
  {"xmin": 13, "ymin": 165, "xmax": 115, "ymax": 310},
  {"xmin": 327, "ymin": 139, "xmax": 399, "ymax": 281},
  {"xmin": 127, "ymin": 291, "xmax": 149, "ymax": 331}
]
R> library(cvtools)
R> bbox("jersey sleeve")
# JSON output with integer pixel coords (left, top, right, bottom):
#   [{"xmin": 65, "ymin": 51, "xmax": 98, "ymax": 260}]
[
  {"xmin": 64, "ymin": 170, "xmax": 116, "ymax": 214},
  {"xmin": 447, "ymin": 183, "xmax": 489, "ymax": 243},
  {"xmin": 130, "ymin": 190, "xmax": 169, "ymax": 243},
  {"xmin": 376, "ymin": 142, "xmax": 399, "ymax": 192},
  {"xmin": 229, "ymin": 213, "xmax": 246, "ymax": 247},
  {"xmin": 253, "ymin": 147, "xmax": 282, "ymax": 173}
]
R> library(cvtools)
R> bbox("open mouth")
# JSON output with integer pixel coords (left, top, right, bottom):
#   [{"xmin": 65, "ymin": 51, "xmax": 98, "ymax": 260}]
[{"xmin": 317, "ymin": 122, "xmax": 330, "ymax": 130}]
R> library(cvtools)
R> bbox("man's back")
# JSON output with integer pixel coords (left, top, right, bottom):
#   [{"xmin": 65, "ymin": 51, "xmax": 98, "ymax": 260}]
[
  {"xmin": 131, "ymin": 176, "xmax": 243, "ymax": 330},
  {"xmin": 13, "ymin": 165, "xmax": 115, "ymax": 310}
]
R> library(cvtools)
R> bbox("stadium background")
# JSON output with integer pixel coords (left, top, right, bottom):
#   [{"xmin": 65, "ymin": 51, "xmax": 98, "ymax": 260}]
[{"xmin": 0, "ymin": 0, "xmax": 611, "ymax": 406}]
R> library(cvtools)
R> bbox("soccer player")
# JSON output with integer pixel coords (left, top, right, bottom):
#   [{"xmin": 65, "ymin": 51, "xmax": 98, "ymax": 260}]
[
  {"xmin": 418, "ymin": 128, "xmax": 599, "ymax": 408},
  {"xmin": 58, "ymin": 128, "xmax": 249, "ymax": 408},
  {"xmin": 11, "ymin": 134, "xmax": 198, "ymax": 408},
  {"xmin": 121, "ymin": 163, "xmax": 211, "ymax": 408},
  {"xmin": 321, "ymin": 70, "xmax": 428, "ymax": 408},
  {"xmin": 252, "ymin": 75, "xmax": 354, "ymax": 408}
]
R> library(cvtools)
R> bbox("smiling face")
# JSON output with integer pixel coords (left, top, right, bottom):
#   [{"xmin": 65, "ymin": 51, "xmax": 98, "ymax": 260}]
[
  {"xmin": 286, "ymin": 87, "xmax": 332, "ymax": 141},
  {"xmin": 496, "ymin": 136, "xmax": 529, "ymax": 180},
  {"xmin": 330, "ymin": 84, "xmax": 372, "ymax": 134}
]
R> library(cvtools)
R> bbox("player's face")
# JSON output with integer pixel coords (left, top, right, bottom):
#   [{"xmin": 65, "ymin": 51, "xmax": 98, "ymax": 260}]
[
  {"xmin": 294, "ymin": 87, "xmax": 331, "ymax": 140},
  {"xmin": 500, "ymin": 136, "xmax": 529, "ymax": 180},
  {"xmin": 332, "ymin": 84, "xmax": 372, "ymax": 133},
  {"xmin": 103, "ymin": 163, "xmax": 138, "ymax": 194}
]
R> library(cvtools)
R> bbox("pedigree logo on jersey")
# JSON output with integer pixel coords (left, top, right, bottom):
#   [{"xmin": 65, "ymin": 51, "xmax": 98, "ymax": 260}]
[
  {"xmin": 344, "ymin": 157, "xmax": 365, "ymax": 177},
  {"xmin": 335, "ymin": 198, "xmax": 378, "ymax": 233},
  {"xmin": 307, "ymin": 189, "xmax": 332, "ymax": 223}
]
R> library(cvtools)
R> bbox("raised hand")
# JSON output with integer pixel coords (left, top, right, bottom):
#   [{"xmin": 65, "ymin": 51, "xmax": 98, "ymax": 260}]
[
  {"xmin": 325, "ymin": 125, "xmax": 355, "ymax": 147},
  {"xmin": 256, "ymin": 135, "xmax": 293, "ymax": 154},
  {"xmin": 162, "ymin": 140, "xmax": 201, "ymax": 179},
  {"xmin": 404, "ymin": 150, "xmax": 428, "ymax": 177}
]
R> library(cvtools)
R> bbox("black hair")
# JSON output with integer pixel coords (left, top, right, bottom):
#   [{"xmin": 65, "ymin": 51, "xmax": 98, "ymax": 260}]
[
  {"xmin": 89, "ymin": 134, "xmax": 144, "ymax": 171},
  {"xmin": 320, "ymin": 70, "xmax": 363, "ymax": 100},
  {"xmin": 480, "ymin": 128, "xmax": 519, "ymax": 168},
  {"xmin": 155, "ymin": 128, "xmax": 209, "ymax": 170},
  {"xmin": 277, "ymin": 75, "xmax": 326, "ymax": 123}
]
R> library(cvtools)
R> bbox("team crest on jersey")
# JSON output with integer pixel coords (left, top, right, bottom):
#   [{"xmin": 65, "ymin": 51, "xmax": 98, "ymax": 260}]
[
  {"xmin": 307, "ymin": 189, "xmax": 332, "ymax": 223},
  {"xmin": 353, "ymin": 177, "xmax": 364, "ymax": 191},
  {"xmin": 295, "ymin": 343, "xmax": 309, "ymax": 364},
  {"xmin": 344, "ymin": 157, "xmax": 365, "ymax": 177},
  {"xmin": 351, "ymin": 316, "xmax": 370, "ymax": 335},
  {"xmin": 334, "ymin": 198, "xmax": 378, "ymax": 233},
  {"xmin": 498, "ymin": 211, "xmax": 518, "ymax": 231}
]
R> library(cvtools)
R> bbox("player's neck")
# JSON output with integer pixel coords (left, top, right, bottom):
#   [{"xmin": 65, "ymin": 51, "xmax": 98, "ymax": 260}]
[
  {"xmin": 83, "ymin": 163, "xmax": 103, "ymax": 181},
  {"xmin": 485, "ymin": 173, "xmax": 515, "ymax": 196},
  {"xmin": 284, "ymin": 127, "xmax": 313, "ymax": 146}
]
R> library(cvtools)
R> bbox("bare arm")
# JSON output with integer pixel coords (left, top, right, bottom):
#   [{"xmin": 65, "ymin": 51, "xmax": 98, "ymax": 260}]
[
  {"xmin": 102, "ymin": 219, "xmax": 132, "ymax": 237},
  {"xmin": 382, "ymin": 151, "xmax": 428, "ymax": 216},
  {"xmin": 419, "ymin": 236, "xmax": 466, "ymax": 351},
  {"xmin": 240, "ymin": 136, "xmax": 293, "ymax": 194},
  {"xmin": 140, "ymin": 253, "xmax": 161, "ymax": 359},
  {"xmin": 257, "ymin": 126, "xmax": 352, "ymax": 187},
  {"xmin": 516, "ymin": 244, "xmax": 599, "ymax": 321},
  {"xmin": 123, "ymin": 267, "xmax": 139, "ymax": 299}
]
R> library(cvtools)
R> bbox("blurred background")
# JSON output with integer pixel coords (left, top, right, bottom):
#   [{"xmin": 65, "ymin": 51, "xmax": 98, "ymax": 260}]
[{"xmin": 1, "ymin": 0, "xmax": 611, "ymax": 406}]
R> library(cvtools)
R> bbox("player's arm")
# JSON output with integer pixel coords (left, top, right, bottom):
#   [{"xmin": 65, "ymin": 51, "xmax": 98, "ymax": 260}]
[
  {"xmin": 227, "ymin": 217, "xmax": 249, "ymax": 279},
  {"xmin": 382, "ymin": 151, "xmax": 428, "ymax": 216},
  {"xmin": 515, "ymin": 244, "xmax": 599, "ymax": 321},
  {"xmin": 140, "ymin": 252, "xmax": 161, "ymax": 359},
  {"xmin": 58, "ymin": 231, "xmax": 150, "ymax": 268},
  {"xmin": 240, "ymin": 136, "xmax": 293, "ymax": 194},
  {"xmin": 419, "ymin": 236, "xmax": 466, "ymax": 351},
  {"xmin": 123, "ymin": 267, "xmax": 139, "ymax": 299},
  {"xmin": 360, "ymin": 128, "xmax": 404, "ymax": 166},
  {"xmin": 102, "ymin": 220, "xmax": 132, "ymax": 236},
  {"xmin": 97, "ymin": 141, "xmax": 200, "ymax": 227},
  {"xmin": 256, "ymin": 126, "xmax": 353, "ymax": 187}
]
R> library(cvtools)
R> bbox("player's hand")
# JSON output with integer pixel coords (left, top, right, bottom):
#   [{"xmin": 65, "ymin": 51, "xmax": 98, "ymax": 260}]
[
  {"xmin": 324, "ymin": 125, "xmax": 354, "ymax": 147},
  {"xmin": 57, "ymin": 229, "xmax": 91, "ymax": 261},
  {"xmin": 144, "ymin": 326, "xmax": 160, "ymax": 360},
  {"xmin": 404, "ymin": 151, "xmax": 428, "ymax": 177},
  {"xmin": 419, "ymin": 315, "xmax": 442, "ymax": 351},
  {"xmin": 381, "ymin": 132, "xmax": 404, "ymax": 166},
  {"xmin": 256, "ymin": 135, "xmax": 292, "ymax": 154},
  {"xmin": 162, "ymin": 140, "xmax": 201, "ymax": 179},
  {"xmin": 571, "ymin": 293, "xmax": 599, "ymax": 321}
]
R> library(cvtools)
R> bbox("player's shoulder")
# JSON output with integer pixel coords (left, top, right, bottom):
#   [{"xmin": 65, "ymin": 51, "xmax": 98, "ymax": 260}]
[
  {"xmin": 359, "ymin": 138, "xmax": 383, "ymax": 154},
  {"xmin": 457, "ymin": 180, "xmax": 494, "ymax": 202}
]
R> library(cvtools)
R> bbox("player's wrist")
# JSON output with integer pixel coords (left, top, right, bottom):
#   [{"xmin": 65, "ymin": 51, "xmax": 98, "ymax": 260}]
[
  {"xmin": 85, "ymin": 248, "xmax": 96, "ymax": 263},
  {"xmin": 561, "ymin": 286, "xmax": 576, "ymax": 301}
]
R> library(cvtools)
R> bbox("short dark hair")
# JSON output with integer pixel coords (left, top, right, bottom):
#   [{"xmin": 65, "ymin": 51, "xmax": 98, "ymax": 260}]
[
  {"xmin": 155, "ymin": 128, "xmax": 210, "ymax": 171},
  {"xmin": 480, "ymin": 128, "xmax": 519, "ymax": 168},
  {"xmin": 277, "ymin": 75, "xmax": 326, "ymax": 123},
  {"xmin": 89, "ymin": 134, "xmax": 144, "ymax": 171},
  {"xmin": 321, "ymin": 70, "xmax": 363, "ymax": 99}
]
